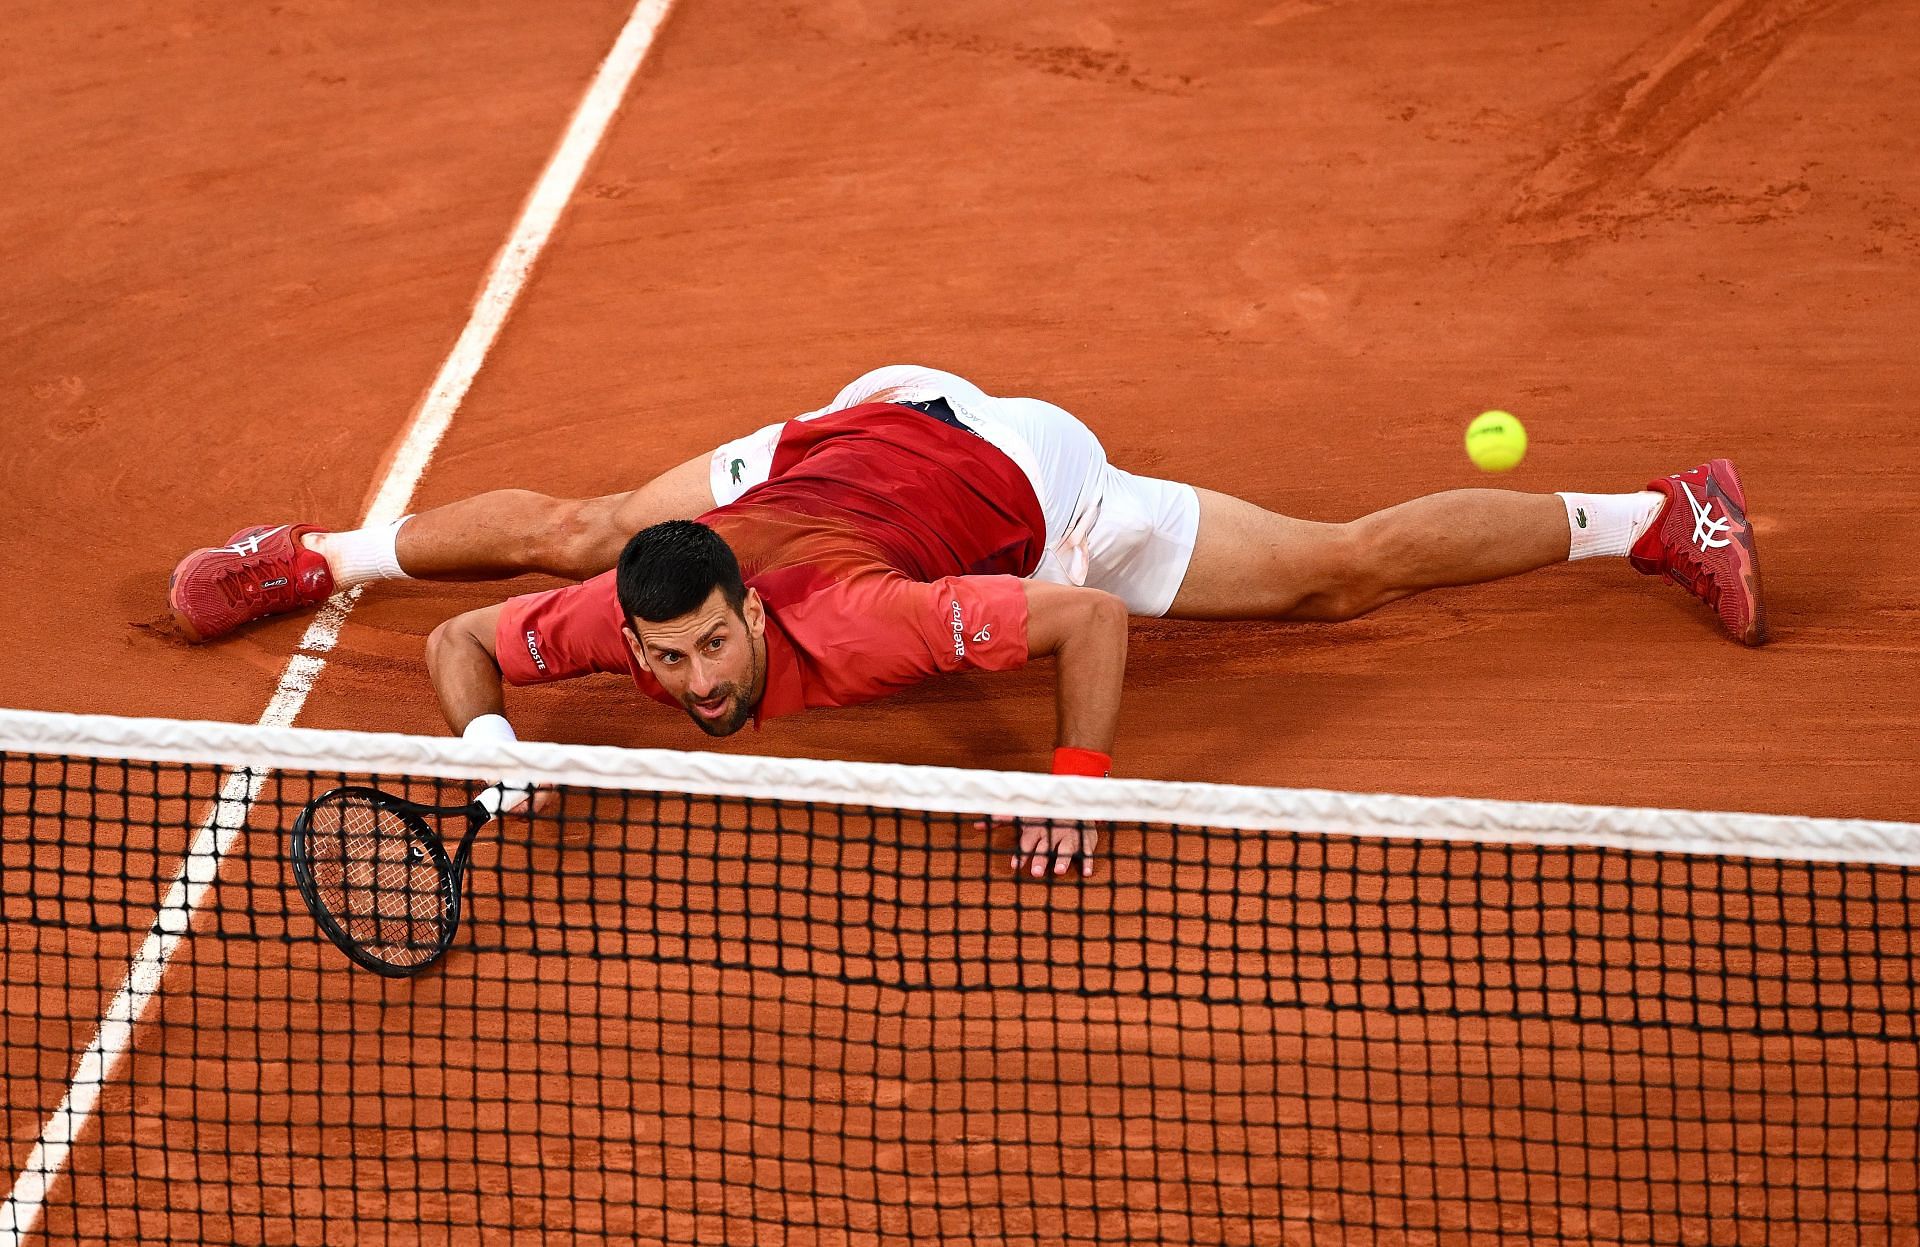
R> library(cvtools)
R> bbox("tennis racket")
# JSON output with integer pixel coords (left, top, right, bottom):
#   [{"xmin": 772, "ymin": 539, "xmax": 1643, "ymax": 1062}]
[{"xmin": 288, "ymin": 782, "xmax": 518, "ymax": 977}]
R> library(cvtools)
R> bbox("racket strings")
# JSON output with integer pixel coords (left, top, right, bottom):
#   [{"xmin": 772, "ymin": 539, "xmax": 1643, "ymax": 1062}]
[{"xmin": 307, "ymin": 795, "xmax": 450, "ymax": 966}]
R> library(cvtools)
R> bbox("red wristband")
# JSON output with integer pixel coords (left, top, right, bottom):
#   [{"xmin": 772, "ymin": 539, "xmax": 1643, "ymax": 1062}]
[{"xmin": 1051, "ymin": 747, "xmax": 1112, "ymax": 778}]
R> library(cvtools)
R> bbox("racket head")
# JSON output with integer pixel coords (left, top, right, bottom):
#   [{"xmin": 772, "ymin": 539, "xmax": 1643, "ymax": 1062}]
[{"xmin": 289, "ymin": 785, "xmax": 464, "ymax": 977}]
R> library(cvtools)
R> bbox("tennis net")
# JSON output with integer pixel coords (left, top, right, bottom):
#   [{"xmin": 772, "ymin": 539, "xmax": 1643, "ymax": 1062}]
[{"xmin": 2, "ymin": 707, "xmax": 1916, "ymax": 1246}]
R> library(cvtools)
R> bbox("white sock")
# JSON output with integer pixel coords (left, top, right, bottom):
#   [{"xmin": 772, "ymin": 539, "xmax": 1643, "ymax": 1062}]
[
  {"xmin": 1557, "ymin": 491, "xmax": 1665, "ymax": 560},
  {"xmin": 306, "ymin": 517, "xmax": 411, "ymax": 587}
]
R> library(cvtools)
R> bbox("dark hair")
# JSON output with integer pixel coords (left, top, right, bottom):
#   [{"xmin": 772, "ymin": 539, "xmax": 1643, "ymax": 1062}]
[{"xmin": 616, "ymin": 520, "xmax": 747, "ymax": 623}]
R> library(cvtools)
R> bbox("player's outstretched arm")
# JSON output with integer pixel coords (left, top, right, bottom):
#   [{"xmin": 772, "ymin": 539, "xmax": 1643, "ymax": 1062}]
[
  {"xmin": 425, "ymin": 604, "xmax": 510, "ymax": 735},
  {"xmin": 1021, "ymin": 581, "xmax": 1128, "ymax": 756},
  {"xmin": 1011, "ymin": 581, "xmax": 1128, "ymax": 878},
  {"xmin": 425, "ymin": 602, "xmax": 551, "ymax": 815}
]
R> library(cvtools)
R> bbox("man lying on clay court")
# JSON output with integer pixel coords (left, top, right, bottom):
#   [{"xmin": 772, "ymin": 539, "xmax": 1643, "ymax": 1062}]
[{"xmin": 169, "ymin": 365, "xmax": 1765, "ymax": 875}]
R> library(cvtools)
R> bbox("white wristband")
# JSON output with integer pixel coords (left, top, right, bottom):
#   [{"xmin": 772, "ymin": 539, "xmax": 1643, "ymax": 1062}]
[
  {"xmin": 462, "ymin": 714, "xmax": 534, "ymax": 814},
  {"xmin": 461, "ymin": 713, "xmax": 517, "ymax": 745}
]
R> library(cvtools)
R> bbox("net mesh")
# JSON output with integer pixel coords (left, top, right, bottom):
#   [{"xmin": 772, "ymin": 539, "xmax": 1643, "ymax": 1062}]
[{"xmin": 3, "ymin": 711, "xmax": 1917, "ymax": 1246}]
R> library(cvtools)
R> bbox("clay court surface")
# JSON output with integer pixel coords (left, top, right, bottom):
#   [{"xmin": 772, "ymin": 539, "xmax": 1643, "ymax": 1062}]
[{"xmin": 3, "ymin": 0, "xmax": 1917, "ymax": 1243}]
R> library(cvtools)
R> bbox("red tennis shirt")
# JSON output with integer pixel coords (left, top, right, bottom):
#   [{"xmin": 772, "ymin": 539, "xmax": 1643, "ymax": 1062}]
[{"xmin": 494, "ymin": 404, "xmax": 1048, "ymax": 722}]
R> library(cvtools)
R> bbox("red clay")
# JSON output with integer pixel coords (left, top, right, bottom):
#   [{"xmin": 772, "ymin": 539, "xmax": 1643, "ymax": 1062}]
[
  {"xmin": 3, "ymin": 1, "xmax": 1915, "ymax": 811},
  {"xmin": 4, "ymin": 0, "xmax": 1918, "ymax": 1243}
]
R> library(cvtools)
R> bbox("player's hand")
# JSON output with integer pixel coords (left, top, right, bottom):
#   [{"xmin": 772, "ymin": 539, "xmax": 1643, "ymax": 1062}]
[
  {"xmin": 491, "ymin": 781, "xmax": 559, "ymax": 817},
  {"xmin": 980, "ymin": 816, "xmax": 1099, "ymax": 878}
]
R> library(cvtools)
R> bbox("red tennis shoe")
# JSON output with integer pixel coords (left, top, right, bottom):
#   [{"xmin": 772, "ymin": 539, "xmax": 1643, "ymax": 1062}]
[
  {"xmin": 168, "ymin": 524, "xmax": 335, "ymax": 643},
  {"xmin": 1629, "ymin": 460, "xmax": 1766, "ymax": 646}
]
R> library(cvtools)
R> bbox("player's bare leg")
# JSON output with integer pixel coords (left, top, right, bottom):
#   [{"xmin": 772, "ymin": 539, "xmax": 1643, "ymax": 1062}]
[
  {"xmin": 342, "ymin": 452, "xmax": 715, "ymax": 583},
  {"xmin": 169, "ymin": 452, "xmax": 715, "ymax": 641},
  {"xmin": 1168, "ymin": 486, "xmax": 1637, "ymax": 622}
]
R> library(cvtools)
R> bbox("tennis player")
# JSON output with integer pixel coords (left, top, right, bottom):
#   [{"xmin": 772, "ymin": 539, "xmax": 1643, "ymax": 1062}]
[{"xmin": 170, "ymin": 365, "xmax": 1764, "ymax": 873}]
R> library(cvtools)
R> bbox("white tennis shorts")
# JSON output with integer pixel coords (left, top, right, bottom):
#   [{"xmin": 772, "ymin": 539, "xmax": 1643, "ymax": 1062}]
[{"xmin": 707, "ymin": 364, "xmax": 1201, "ymax": 617}]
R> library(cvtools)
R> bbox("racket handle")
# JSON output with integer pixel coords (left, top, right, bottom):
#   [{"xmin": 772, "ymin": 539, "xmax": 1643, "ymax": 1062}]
[{"xmin": 476, "ymin": 782, "xmax": 536, "ymax": 817}]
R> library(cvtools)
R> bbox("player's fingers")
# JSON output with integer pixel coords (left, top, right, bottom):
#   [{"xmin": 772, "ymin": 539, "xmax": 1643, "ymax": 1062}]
[
  {"xmin": 1016, "ymin": 822, "xmax": 1048, "ymax": 876},
  {"xmin": 1056, "ymin": 825, "xmax": 1094, "ymax": 876},
  {"xmin": 1033, "ymin": 822, "xmax": 1078, "ymax": 879},
  {"xmin": 1013, "ymin": 821, "xmax": 1056, "ymax": 876},
  {"xmin": 1048, "ymin": 823, "xmax": 1098, "ymax": 876},
  {"xmin": 480, "ymin": 780, "xmax": 537, "ymax": 817},
  {"xmin": 1051, "ymin": 824, "xmax": 1074, "ymax": 876},
  {"xmin": 1008, "ymin": 822, "xmax": 1097, "ymax": 880},
  {"xmin": 501, "ymin": 781, "xmax": 541, "ymax": 815},
  {"xmin": 1034, "ymin": 824, "xmax": 1061, "ymax": 878}
]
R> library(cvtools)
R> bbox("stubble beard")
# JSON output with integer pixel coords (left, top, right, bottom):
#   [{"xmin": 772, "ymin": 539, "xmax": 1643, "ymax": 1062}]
[
  {"xmin": 682, "ymin": 640, "xmax": 766, "ymax": 738},
  {"xmin": 685, "ymin": 685, "xmax": 752, "ymax": 737}
]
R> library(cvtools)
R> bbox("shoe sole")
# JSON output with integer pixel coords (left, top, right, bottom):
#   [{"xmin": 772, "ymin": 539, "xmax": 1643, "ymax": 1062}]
[{"xmin": 1711, "ymin": 460, "xmax": 1766, "ymax": 646}]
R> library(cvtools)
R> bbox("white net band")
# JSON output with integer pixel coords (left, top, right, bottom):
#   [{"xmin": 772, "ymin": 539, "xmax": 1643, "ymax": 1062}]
[{"xmin": 1, "ymin": 706, "xmax": 1916, "ymax": 865}]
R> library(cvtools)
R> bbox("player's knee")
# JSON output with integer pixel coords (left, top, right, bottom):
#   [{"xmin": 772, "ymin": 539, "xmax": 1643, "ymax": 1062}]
[
  {"xmin": 1292, "ymin": 525, "xmax": 1391, "ymax": 622},
  {"xmin": 532, "ymin": 495, "xmax": 626, "ymax": 575},
  {"xmin": 424, "ymin": 614, "xmax": 461, "ymax": 669},
  {"xmin": 1085, "ymin": 587, "xmax": 1128, "ymax": 631}
]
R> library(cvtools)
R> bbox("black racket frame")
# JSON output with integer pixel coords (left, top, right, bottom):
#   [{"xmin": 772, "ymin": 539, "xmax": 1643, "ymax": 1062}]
[{"xmin": 288, "ymin": 785, "xmax": 491, "ymax": 978}]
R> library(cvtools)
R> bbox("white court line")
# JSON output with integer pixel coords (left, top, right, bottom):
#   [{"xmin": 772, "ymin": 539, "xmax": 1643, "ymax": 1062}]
[{"xmin": 0, "ymin": 2, "xmax": 676, "ymax": 1242}]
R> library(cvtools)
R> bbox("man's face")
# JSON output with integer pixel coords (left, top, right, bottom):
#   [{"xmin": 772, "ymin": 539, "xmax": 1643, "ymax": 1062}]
[{"xmin": 622, "ymin": 587, "xmax": 767, "ymax": 737}]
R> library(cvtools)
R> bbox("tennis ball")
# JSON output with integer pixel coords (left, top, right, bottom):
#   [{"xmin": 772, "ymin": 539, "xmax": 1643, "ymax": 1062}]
[{"xmin": 1465, "ymin": 410, "xmax": 1527, "ymax": 472}]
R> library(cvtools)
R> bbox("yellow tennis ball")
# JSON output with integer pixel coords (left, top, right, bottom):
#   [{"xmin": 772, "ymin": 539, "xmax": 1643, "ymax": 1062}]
[{"xmin": 1465, "ymin": 410, "xmax": 1527, "ymax": 472}]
